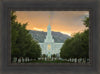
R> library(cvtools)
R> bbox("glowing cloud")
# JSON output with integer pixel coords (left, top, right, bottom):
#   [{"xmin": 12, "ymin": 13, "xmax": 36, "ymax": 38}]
[
  {"xmin": 33, "ymin": 27, "xmax": 43, "ymax": 31},
  {"xmin": 60, "ymin": 32, "xmax": 71, "ymax": 36},
  {"xmin": 15, "ymin": 11, "xmax": 89, "ymax": 35}
]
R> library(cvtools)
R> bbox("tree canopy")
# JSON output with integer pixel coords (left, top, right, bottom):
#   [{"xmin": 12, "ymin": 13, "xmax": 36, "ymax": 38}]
[
  {"xmin": 11, "ymin": 11, "xmax": 41, "ymax": 63},
  {"xmin": 60, "ymin": 16, "xmax": 89, "ymax": 63}
]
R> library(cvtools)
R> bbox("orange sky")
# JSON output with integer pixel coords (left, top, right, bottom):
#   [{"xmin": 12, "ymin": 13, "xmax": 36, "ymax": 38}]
[{"xmin": 15, "ymin": 11, "xmax": 89, "ymax": 36}]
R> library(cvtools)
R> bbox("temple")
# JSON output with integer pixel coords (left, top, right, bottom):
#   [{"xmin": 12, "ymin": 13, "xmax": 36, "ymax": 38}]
[{"xmin": 39, "ymin": 24, "xmax": 64, "ymax": 58}]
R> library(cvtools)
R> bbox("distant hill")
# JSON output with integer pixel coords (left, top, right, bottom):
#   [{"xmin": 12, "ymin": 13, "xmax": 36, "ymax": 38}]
[{"xmin": 29, "ymin": 30, "xmax": 71, "ymax": 43}]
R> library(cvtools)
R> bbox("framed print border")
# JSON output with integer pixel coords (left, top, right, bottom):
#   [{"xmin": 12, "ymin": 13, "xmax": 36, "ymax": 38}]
[{"xmin": 0, "ymin": 0, "xmax": 100, "ymax": 74}]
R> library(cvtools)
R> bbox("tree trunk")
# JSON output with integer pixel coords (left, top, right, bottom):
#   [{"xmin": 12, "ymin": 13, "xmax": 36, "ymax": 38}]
[
  {"xmin": 82, "ymin": 58, "xmax": 84, "ymax": 63},
  {"xmin": 36, "ymin": 58, "xmax": 38, "ymax": 60},
  {"xmin": 77, "ymin": 58, "xmax": 78, "ymax": 63},
  {"xmin": 71, "ymin": 58, "xmax": 72, "ymax": 62},
  {"xmin": 29, "ymin": 57, "xmax": 31, "ymax": 62},
  {"xmin": 24, "ymin": 57, "xmax": 25, "ymax": 63},
  {"xmin": 86, "ymin": 57, "xmax": 87, "ymax": 63},
  {"xmin": 16, "ymin": 57, "xmax": 19, "ymax": 63},
  {"xmin": 27, "ymin": 58, "xmax": 28, "ymax": 62},
  {"xmin": 21, "ymin": 57, "xmax": 22, "ymax": 63}
]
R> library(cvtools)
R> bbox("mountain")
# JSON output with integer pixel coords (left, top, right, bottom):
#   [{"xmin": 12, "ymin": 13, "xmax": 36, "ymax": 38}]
[{"xmin": 29, "ymin": 30, "xmax": 71, "ymax": 43}]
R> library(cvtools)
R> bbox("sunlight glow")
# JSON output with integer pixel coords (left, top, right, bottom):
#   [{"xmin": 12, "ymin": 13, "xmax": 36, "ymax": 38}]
[
  {"xmin": 60, "ymin": 32, "xmax": 71, "ymax": 36},
  {"xmin": 33, "ymin": 27, "xmax": 43, "ymax": 31}
]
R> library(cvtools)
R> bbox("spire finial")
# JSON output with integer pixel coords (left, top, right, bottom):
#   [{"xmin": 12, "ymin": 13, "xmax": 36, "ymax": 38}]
[{"xmin": 49, "ymin": 14, "xmax": 51, "ymax": 25}]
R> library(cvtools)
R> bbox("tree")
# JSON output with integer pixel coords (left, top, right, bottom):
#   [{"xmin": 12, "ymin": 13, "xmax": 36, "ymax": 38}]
[
  {"xmin": 51, "ymin": 54, "xmax": 56, "ymax": 60},
  {"xmin": 42, "ymin": 54, "xmax": 47, "ymax": 60},
  {"xmin": 60, "ymin": 16, "xmax": 89, "ymax": 63},
  {"xmin": 83, "ymin": 16, "xmax": 89, "ymax": 27},
  {"xmin": 11, "ymin": 11, "xmax": 41, "ymax": 63},
  {"xmin": 11, "ymin": 11, "xmax": 21, "ymax": 63}
]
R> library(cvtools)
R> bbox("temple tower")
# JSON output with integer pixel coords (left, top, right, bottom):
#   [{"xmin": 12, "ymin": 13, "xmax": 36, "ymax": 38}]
[
  {"xmin": 44, "ymin": 24, "xmax": 54, "ymax": 58},
  {"xmin": 44, "ymin": 24, "xmax": 54, "ymax": 43}
]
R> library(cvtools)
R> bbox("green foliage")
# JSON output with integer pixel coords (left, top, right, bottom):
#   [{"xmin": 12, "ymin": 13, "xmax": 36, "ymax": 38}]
[
  {"xmin": 83, "ymin": 16, "xmax": 89, "ymax": 27},
  {"xmin": 11, "ymin": 11, "xmax": 17, "ymax": 22},
  {"xmin": 51, "ymin": 54, "xmax": 56, "ymax": 58},
  {"xmin": 60, "ymin": 16, "xmax": 89, "ymax": 61},
  {"xmin": 42, "ymin": 54, "xmax": 47, "ymax": 58},
  {"xmin": 11, "ymin": 11, "xmax": 41, "ymax": 62}
]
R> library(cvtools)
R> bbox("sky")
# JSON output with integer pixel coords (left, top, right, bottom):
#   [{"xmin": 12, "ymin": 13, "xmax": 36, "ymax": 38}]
[{"xmin": 15, "ymin": 11, "xmax": 89, "ymax": 36}]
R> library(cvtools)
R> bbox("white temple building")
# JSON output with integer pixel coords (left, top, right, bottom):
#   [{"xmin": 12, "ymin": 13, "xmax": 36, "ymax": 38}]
[{"xmin": 39, "ymin": 24, "xmax": 64, "ymax": 58}]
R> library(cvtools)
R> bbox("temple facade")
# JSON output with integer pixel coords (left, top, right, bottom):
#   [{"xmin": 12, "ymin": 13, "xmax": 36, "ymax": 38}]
[{"xmin": 39, "ymin": 24, "xmax": 64, "ymax": 58}]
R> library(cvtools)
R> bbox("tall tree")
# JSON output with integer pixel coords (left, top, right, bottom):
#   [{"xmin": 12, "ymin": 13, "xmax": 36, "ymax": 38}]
[
  {"xmin": 60, "ymin": 16, "xmax": 89, "ymax": 63},
  {"xmin": 11, "ymin": 11, "xmax": 41, "ymax": 63}
]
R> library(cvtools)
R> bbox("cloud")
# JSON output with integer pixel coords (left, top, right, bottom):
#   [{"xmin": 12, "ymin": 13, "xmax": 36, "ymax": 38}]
[
  {"xmin": 15, "ymin": 11, "xmax": 89, "ymax": 35},
  {"xmin": 33, "ymin": 27, "xmax": 43, "ymax": 31},
  {"xmin": 60, "ymin": 32, "xmax": 71, "ymax": 36}
]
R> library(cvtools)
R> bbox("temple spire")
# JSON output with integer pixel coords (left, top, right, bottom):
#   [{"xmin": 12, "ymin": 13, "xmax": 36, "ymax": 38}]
[
  {"xmin": 49, "ymin": 15, "xmax": 51, "ymax": 25},
  {"xmin": 44, "ymin": 24, "xmax": 54, "ymax": 42}
]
